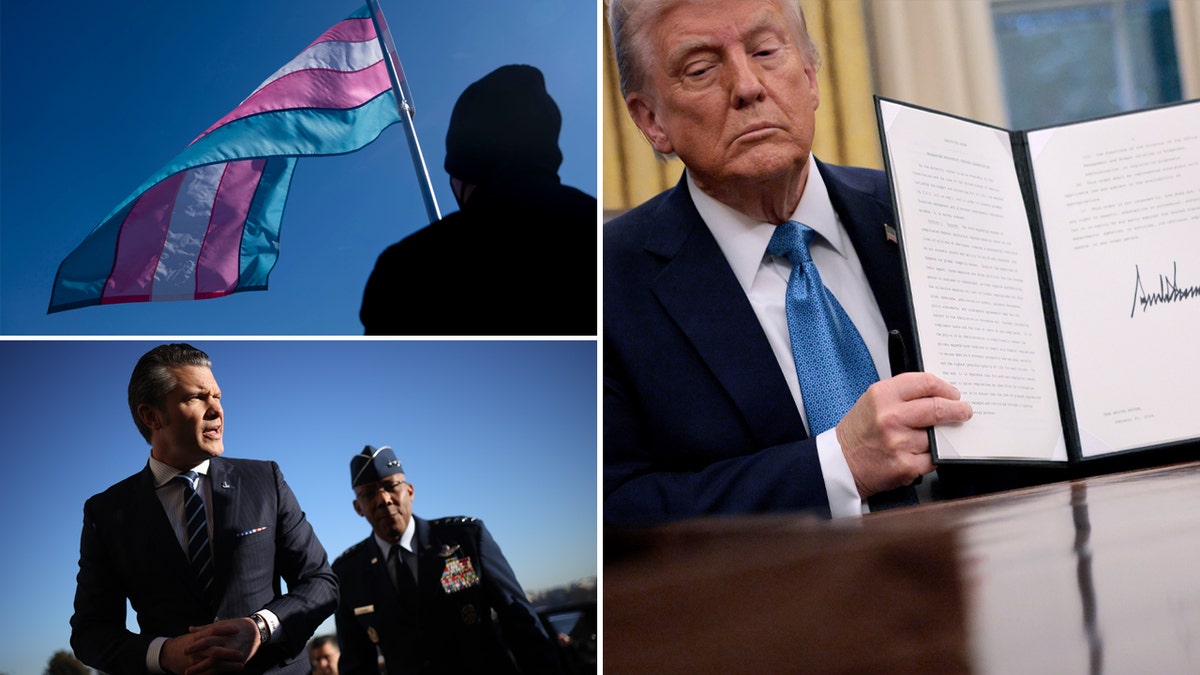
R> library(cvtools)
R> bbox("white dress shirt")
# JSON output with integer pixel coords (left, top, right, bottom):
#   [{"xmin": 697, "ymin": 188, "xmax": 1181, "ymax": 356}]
[
  {"xmin": 374, "ymin": 515, "xmax": 418, "ymax": 587},
  {"xmin": 688, "ymin": 162, "xmax": 891, "ymax": 517}
]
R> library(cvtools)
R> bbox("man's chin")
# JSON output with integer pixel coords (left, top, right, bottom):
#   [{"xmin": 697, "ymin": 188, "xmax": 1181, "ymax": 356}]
[
  {"xmin": 375, "ymin": 519, "xmax": 407, "ymax": 542},
  {"xmin": 695, "ymin": 146, "xmax": 807, "ymax": 187}
]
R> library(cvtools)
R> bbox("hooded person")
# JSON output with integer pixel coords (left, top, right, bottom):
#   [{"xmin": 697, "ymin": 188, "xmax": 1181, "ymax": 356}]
[{"xmin": 360, "ymin": 64, "xmax": 596, "ymax": 336}]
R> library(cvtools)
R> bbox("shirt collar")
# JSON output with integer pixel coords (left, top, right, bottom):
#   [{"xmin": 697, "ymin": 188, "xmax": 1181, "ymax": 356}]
[
  {"xmin": 690, "ymin": 160, "xmax": 849, "ymax": 294},
  {"xmin": 149, "ymin": 456, "xmax": 211, "ymax": 489}
]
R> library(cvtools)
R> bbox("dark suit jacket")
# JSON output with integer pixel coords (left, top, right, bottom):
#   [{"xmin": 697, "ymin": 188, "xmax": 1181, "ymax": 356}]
[
  {"xmin": 359, "ymin": 173, "xmax": 597, "ymax": 336},
  {"xmin": 333, "ymin": 516, "xmax": 561, "ymax": 675},
  {"xmin": 603, "ymin": 160, "xmax": 919, "ymax": 527},
  {"xmin": 70, "ymin": 457, "xmax": 338, "ymax": 674}
]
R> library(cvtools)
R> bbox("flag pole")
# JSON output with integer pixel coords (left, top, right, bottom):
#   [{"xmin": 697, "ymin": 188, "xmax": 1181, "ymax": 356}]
[{"xmin": 366, "ymin": 0, "xmax": 442, "ymax": 223}]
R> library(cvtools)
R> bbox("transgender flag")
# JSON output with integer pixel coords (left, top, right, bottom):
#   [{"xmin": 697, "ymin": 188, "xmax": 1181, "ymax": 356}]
[{"xmin": 49, "ymin": 5, "xmax": 403, "ymax": 313}]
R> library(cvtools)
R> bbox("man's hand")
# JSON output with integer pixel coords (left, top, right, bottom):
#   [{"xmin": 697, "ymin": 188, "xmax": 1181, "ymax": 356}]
[
  {"xmin": 836, "ymin": 372, "xmax": 973, "ymax": 498},
  {"xmin": 161, "ymin": 618, "xmax": 262, "ymax": 675}
]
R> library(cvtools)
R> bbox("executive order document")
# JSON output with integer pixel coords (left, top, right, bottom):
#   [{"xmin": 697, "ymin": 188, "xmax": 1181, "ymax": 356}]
[{"xmin": 877, "ymin": 98, "xmax": 1200, "ymax": 463}]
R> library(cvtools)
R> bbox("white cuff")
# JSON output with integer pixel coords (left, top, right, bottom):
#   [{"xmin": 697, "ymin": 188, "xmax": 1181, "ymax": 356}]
[
  {"xmin": 257, "ymin": 609, "xmax": 283, "ymax": 643},
  {"xmin": 815, "ymin": 428, "xmax": 867, "ymax": 517},
  {"xmin": 147, "ymin": 636, "xmax": 167, "ymax": 674}
]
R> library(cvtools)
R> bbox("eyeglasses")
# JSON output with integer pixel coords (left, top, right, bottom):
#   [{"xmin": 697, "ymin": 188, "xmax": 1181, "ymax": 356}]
[{"xmin": 355, "ymin": 479, "xmax": 408, "ymax": 502}]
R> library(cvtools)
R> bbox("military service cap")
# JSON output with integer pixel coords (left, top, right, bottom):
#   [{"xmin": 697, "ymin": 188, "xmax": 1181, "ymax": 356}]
[{"xmin": 351, "ymin": 445, "xmax": 404, "ymax": 488}]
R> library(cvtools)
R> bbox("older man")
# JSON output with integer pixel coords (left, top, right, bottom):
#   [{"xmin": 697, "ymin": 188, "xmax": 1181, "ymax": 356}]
[
  {"xmin": 603, "ymin": 0, "xmax": 974, "ymax": 526},
  {"xmin": 332, "ymin": 446, "xmax": 561, "ymax": 674}
]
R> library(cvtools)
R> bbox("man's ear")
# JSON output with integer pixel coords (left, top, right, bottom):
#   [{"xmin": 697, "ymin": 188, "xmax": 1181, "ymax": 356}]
[
  {"xmin": 805, "ymin": 59, "xmax": 820, "ymax": 112},
  {"xmin": 353, "ymin": 499, "xmax": 365, "ymax": 518},
  {"xmin": 137, "ymin": 403, "xmax": 164, "ymax": 433},
  {"xmin": 626, "ymin": 93, "xmax": 675, "ymax": 156}
]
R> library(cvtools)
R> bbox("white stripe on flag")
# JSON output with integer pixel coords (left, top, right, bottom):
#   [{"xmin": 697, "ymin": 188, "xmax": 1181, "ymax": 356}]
[
  {"xmin": 152, "ymin": 164, "xmax": 223, "ymax": 301},
  {"xmin": 247, "ymin": 39, "xmax": 383, "ymax": 99}
]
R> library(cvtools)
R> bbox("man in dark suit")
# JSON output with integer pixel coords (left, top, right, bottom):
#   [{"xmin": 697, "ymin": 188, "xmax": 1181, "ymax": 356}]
[
  {"xmin": 333, "ymin": 446, "xmax": 561, "ymax": 674},
  {"xmin": 70, "ymin": 343, "xmax": 338, "ymax": 674},
  {"xmin": 603, "ymin": 0, "xmax": 975, "ymax": 526},
  {"xmin": 359, "ymin": 64, "xmax": 596, "ymax": 336}
]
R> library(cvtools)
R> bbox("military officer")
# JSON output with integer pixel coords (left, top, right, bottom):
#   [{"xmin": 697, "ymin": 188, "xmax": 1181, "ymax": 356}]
[{"xmin": 332, "ymin": 446, "xmax": 562, "ymax": 674}]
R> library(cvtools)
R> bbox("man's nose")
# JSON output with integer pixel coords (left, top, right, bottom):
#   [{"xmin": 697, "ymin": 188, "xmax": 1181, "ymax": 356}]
[{"xmin": 727, "ymin": 51, "xmax": 765, "ymax": 108}]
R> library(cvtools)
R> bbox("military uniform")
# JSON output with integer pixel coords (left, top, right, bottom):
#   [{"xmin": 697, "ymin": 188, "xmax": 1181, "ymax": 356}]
[{"xmin": 333, "ymin": 515, "xmax": 560, "ymax": 675}]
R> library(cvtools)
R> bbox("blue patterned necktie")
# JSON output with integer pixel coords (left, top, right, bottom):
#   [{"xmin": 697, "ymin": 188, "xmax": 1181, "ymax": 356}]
[
  {"xmin": 175, "ymin": 471, "xmax": 215, "ymax": 600},
  {"xmin": 768, "ymin": 220, "xmax": 879, "ymax": 435}
]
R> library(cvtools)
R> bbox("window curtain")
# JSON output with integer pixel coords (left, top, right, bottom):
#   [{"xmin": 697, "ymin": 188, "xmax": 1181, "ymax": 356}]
[
  {"xmin": 865, "ymin": 0, "xmax": 1007, "ymax": 126},
  {"xmin": 1172, "ymin": 0, "xmax": 1200, "ymax": 98},
  {"xmin": 602, "ymin": 1, "xmax": 883, "ymax": 215}
]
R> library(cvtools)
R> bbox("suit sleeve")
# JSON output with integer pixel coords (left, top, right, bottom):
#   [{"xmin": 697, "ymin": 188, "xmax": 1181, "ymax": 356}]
[
  {"xmin": 476, "ymin": 522, "xmax": 563, "ymax": 674},
  {"xmin": 262, "ymin": 461, "xmax": 339, "ymax": 654},
  {"xmin": 601, "ymin": 201, "xmax": 834, "ymax": 528},
  {"xmin": 70, "ymin": 496, "xmax": 153, "ymax": 675},
  {"xmin": 603, "ymin": 363, "xmax": 830, "ymax": 526}
]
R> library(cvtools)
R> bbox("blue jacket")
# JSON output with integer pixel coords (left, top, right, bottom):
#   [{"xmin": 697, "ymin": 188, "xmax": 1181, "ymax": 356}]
[
  {"xmin": 333, "ymin": 515, "xmax": 561, "ymax": 674},
  {"xmin": 603, "ymin": 160, "xmax": 916, "ymax": 526},
  {"xmin": 71, "ymin": 457, "xmax": 338, "ymax": 674}
]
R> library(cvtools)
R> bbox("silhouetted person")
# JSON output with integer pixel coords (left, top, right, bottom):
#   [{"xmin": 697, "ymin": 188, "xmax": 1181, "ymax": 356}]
[{"xmin": 360, "ymin": 64, "xmax": 596, "ymax": 336}]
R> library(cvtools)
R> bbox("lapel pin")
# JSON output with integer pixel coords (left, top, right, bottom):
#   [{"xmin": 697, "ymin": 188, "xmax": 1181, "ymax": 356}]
[
  {"xmin": 221, "ymin": 481, "xmax": 232, "ymax": 489},
  {"xmin": 884, "ymin": 223, "xmax": 898, "ymax": 245}
]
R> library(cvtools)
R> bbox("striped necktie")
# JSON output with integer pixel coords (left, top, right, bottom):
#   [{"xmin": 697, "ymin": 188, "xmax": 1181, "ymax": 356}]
[
  {"xmin": 767, "ymin": 220, "xmax": 879, "ymax": 435},
  {"xmin": 175, "ymin": 471, "xmax": 215, "ymax": 599}
]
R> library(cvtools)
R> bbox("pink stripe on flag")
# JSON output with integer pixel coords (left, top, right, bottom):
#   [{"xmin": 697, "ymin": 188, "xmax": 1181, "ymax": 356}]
[
  {"xmin": 195, "ymin": 160, "xmax": 264, "ymax": 298},
  {"xmin": 196, "ymin": 60, "xmax": 392, "ymax": 140},
  {"xmin": 102, "ymin": 172, "xmax": 187, "ymax": 304},
  {"xmin": 309, "ymin": 17, "xmax": 377, "ymax": 49}
]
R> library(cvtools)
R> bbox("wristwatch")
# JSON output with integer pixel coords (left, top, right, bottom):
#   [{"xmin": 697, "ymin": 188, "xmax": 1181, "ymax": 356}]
[{"xmin": 249, "ymin": 612, "xmax": 270, "ymax": 645}]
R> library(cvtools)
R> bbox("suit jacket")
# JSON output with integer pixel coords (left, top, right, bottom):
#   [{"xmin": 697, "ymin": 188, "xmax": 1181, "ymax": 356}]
[
  {"xmin": 70, "ymin": 457, "xmax": 338, "ymax": 674},
  {"xmin": 603, "ymin": 160, "xmax": 918, "ymax": 527},
  {"xmin": 359, "ymin": 173, "xmax": 597, "ymax": 336},
  {"xmin": 333, "ymin": 516, "xmax": 561, "ymax": 675}
]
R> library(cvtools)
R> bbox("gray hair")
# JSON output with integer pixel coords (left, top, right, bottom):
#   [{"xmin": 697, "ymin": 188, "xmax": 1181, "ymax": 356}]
[
  {"xmin": 606, "ymin": 0, "xmax": 822, "ymax": 100},
  {"xmin": 128, "ymin": 343, "xmax": 212, "ymax": 443}
]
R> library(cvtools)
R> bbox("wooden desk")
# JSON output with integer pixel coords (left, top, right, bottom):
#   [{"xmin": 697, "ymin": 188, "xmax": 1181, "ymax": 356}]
[{"xmin": 604, "ymin": 460, "xmax": 1200, "ymax": 674}]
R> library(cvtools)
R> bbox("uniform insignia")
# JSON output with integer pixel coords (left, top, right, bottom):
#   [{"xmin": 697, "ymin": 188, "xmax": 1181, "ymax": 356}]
[
  {"xmin": 440, "ymin": 555, "xmax": 480, "ymax": 593},
  {"xmin": 437, "ymin": 544, "xmax": 461, "ymax": 557},
  {"xmin": 367, "ymin": 626, "xmax": 380, "ymax": 644},
  {"xmin": 334, "ymin": 540, "xmax": 366, "ymax": 564},
  {"xmin": 355, "ymin": 605, "xmax": 375, "ymax": 616},
  {"xmin": 461, "ymin": 604, "xmax": 478, "ymax": 625}
]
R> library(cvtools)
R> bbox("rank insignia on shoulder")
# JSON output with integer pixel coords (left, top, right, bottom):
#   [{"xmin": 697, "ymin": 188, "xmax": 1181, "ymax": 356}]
[
  {"xmin": 440, "ymin": 555, "xmax": 480, "ymax": 593},
  {"xmin": 355, "ymin": 605, "xmax": 375, "ymax": 616}
]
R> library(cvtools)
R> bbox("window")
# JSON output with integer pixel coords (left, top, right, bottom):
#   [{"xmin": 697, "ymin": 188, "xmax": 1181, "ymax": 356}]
[{"xmin": 992, "ymin": 0, "xmax": 1182, "ymax": 128}]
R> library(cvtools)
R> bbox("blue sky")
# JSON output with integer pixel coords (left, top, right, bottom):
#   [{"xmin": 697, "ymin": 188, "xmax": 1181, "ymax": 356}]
[
  {"xmin": 0, "ymin": 0, "xmax": 597, "ymax": 334},
  {"xmin": 0, "ymin": 339, "xmax": 597, "ymax": 675}
]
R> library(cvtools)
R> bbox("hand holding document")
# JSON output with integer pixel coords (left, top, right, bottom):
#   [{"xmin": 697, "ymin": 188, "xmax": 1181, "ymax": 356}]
[{"xmin": 876, "ymin": 97, "xmax": 1200, "ymax": 464}]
